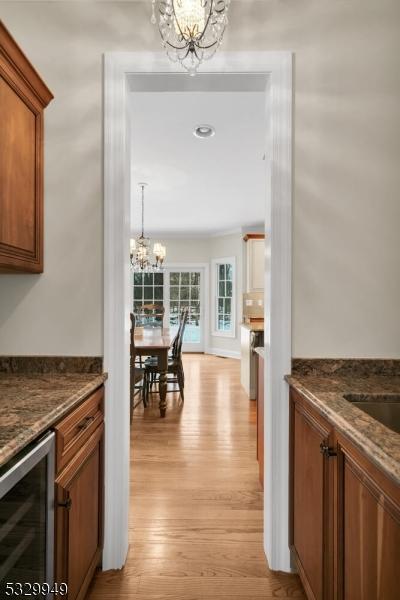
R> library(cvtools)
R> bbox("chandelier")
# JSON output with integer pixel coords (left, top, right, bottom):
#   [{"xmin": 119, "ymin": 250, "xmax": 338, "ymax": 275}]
[
  {"xmin": 130, "ymin": 183, "xmax": 166, "ymax": 272},
  {"xmin": 151, "ymin": 0, "xmax": 230, "ymax": 76}
]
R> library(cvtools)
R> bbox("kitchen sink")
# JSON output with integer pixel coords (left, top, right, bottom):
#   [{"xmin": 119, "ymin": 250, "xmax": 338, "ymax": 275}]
[{"xmin": 343, "ymin": 394, "xmax": 400, "ymax": 434}]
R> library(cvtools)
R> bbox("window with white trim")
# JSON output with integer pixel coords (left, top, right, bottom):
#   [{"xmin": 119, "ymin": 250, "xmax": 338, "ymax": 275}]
[{"xmin": 212, "ymin": 257, "xmax": 235, "ymax": 337}]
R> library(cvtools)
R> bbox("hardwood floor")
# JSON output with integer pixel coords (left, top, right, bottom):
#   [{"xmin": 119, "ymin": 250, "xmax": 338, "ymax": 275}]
[{"xmin": 87, "ymin": 354, "xmax": 305, "ymax": 599}]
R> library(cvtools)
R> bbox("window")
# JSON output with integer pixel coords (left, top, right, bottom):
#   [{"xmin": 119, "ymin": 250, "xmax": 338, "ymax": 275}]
[
  {"xmin": 132, "ymin": 272, "xmax": 164, "ymax": 324},
  {"xmin": 212, "ymin": 257, "xmax": 235, "ymax": 338}
]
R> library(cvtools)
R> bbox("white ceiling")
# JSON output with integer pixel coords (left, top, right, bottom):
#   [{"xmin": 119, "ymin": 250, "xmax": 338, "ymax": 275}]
[{"xmin": 129, "ymin": 75, "xmax": 267, "ymax": 237}]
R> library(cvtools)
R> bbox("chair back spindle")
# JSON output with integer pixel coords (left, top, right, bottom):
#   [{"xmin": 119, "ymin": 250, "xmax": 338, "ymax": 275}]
[{"xmin": 172, "ymin": 307, "xmax": 189, "ymax": 360}]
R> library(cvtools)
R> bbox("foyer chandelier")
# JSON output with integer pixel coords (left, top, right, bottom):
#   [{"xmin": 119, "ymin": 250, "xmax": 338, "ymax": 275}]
[
  {"xmin": 130, "ymin": 183, "xmax": 166, "ymax": 272},
  {"xmin": 151, "ymin": 0, "xmax": 230, "ymax": 76}
]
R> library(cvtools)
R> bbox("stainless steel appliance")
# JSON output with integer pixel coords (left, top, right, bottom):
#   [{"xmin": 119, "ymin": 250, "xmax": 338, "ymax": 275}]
[
  {"xmin": 240, "ymin": 326, "xmax": 264, "ymax": 399},
  {"xmin": 0, "ymin": 432, "xmax": 55, "ymax": 598}
]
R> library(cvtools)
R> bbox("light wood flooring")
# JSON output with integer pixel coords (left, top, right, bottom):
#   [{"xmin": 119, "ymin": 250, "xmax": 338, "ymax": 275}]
[{"xmin": 87, "ymin": 354, "xmax": 304, "ymax": 599}]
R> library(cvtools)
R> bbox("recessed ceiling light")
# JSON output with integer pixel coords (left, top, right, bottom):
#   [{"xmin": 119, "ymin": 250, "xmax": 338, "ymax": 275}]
[{"xmin": 193, "ymin": 125, "xmax": 215, "ymax": 139}]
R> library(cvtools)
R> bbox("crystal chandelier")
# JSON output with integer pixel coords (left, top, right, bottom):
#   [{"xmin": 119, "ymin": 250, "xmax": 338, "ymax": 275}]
[
  {"xmin": 130, "ymin": 183, "xmax": 166, "ymax": 272},
  {"xmin": 151, "ymin": 0, "xmax": 230, "ymax": 76}
]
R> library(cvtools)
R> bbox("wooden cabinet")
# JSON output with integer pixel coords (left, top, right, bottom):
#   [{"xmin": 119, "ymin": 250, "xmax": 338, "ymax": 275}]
[
  {"xmin": 335, "ymin": 431, "xmax": 400, "ymax": 600},
  {"xmin": 290, "ymin": 387, "xmax": 400, "ymax": 600},
  {"xmin": 256, "ymin": 352, "xmax": 264, "ymax": 488},
  {"xmin": 0, "ymin": 23, "xmax": 53, "ymax": 273},
  {"xmin": 55, "ymin": 387, "xmax": 104, "ymax": 600},
  {"xmin": 290, "ymin": 389, "xmax": 334, "ymax": 600},
  {"xmin": 245, "ymin": 236, "xmax": 264, "ymax": 292}
]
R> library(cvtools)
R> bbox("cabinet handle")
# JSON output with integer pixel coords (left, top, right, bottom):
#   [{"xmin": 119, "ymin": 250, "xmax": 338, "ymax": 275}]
[
  {"xmin": 320, "ymin": 442, "xmax": 337, "ymax": 458},
  {"xmin": 58, "ymin": 497, "xmax": 72, "ymax": 511},
  {"xmin": 77, "ymin": 415, "xmax": 95, "ymax": 430}
]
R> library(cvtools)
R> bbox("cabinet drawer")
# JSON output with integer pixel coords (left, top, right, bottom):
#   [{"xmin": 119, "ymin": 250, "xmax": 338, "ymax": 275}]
[{"xmin": 55, "ymin": 386, "xmax": 104, "ymax": 473}]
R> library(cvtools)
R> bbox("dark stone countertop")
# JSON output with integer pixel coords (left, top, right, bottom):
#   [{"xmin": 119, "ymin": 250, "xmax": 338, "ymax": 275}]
[
  {"xmin": 241, "ymin": 322, "xmax": 264, "ymax": 332},
  {"xmin": 286, "ymin": 371, "xmax": 400, "ymax": 486},
  {"xmin": 0, "ymin": 372, "xmax": 107, "ymax": 468}
]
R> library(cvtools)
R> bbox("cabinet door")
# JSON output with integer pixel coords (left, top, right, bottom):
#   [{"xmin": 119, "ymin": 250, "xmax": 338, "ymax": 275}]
[
  {"xmin": 55, "ymin": 423, "xmax": 104, "ymax": 600},
  {"xmin": 335, "ymin": 433, "xmax": 400, "ymax": 600},
  {"xmin": 246, "ymin": 238, "xmax": 264, "ymax": 292},
  {"xmin": 290, "ymin": 392, "xmax": 333, "ymax": 600},
  {"xmin": 0, "ymin": 23, "xmax": 53, "ymax": 272}
]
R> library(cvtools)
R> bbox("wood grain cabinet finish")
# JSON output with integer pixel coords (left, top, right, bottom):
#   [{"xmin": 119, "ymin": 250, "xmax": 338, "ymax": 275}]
[
  {"xmin": 55, "ymin": 387, "xmax": 104, "ymax": 600},
  {"xmin": 335, "ymin": 432, "xmax": 400, "ymax": 600},
  {"xmin": 0, "ymin": 22, "xmax": 53, "ymax": 273},
  {"xmin": 289, "ymin": 389, "xmax": 334, "ymax": 600},
  {"xmin": 54, "ymin": 386, "xmax": 104, "ymax": 473},
  {"xmin": 290, "ymin": 387, "xmax": 400, "ymax": 600}
]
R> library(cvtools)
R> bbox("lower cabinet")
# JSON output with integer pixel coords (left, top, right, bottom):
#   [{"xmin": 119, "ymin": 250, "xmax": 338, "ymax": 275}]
[
  {"xmin": 290, "ymin": 387, "xmax": 400, "ymax": 600},
  {"xmin": 54, "ymin": 387, "xmax": 104, "ymax": 600},
  {"xmin": 335, "ymin": 432, "xmax": 400, "ymax": 599},
  {"xmin": 290, "ymin": 389, "xmax": 333, "ymax": 600}
]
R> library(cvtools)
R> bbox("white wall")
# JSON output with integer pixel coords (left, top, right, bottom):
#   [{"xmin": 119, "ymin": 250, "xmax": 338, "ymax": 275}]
[
  {"xmin": 0, "ymin": 1, "xmax": 399, "ymax": 358},
  {"xmin": 158, "ymin": 233, "xmax": 243, "ymax": 356}
]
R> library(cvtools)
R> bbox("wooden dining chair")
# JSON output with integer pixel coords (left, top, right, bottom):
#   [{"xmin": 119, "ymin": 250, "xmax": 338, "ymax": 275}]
[
  {"xmin": 130, "ymin": 312, "xmax": 146, "ymax": 420},
  {"xmin": 137, "ymin": 303, "xmax": 165, "ymax": 328},
  {"xmin": 144, "ymin": 307, "xmax": 189, "ymax": 401}
]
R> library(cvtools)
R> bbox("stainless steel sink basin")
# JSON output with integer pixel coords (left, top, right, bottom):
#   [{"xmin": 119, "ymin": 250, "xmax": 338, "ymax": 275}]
[{"xmin": 343, "ymin": 394, "xmax": 400, "ymax": 434}]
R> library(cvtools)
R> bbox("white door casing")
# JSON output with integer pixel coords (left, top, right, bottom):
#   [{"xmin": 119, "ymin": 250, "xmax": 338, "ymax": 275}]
[{"xmin": 103, "ymin": 52, "xmax": 292, "ymax": 572}]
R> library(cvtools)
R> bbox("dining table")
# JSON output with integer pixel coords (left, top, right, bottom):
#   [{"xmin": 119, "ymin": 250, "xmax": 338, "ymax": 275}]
[{"xmin": 134, "ymin": 327, "xmax": 174, "ymax": 417}]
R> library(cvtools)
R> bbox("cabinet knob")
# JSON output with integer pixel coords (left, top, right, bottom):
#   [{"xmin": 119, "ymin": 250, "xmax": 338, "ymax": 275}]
[
  {"xmin": 320, "ymin": 442, "xmax": 337, "ymax": 458},
  {"xmin": 58, "ymin": 497, "xmax": 72, "ymax": 510}
]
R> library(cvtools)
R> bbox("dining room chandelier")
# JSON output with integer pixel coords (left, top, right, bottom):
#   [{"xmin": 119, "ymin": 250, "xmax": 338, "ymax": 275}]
[
  {"xmin": 130, "ymin": 183, "xmax": 166, "ymax": 272},
  {"xmin": 151, "ymin": 0, "xmax": 230, "ymax": 76}
]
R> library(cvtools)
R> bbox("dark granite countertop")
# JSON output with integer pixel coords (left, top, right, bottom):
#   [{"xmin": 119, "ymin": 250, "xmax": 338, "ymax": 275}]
[
  {"xmin": 0, "ymin": 371, "xmax": 107, "ymax": 468},
  {"xmin": 241, "ymin": 322, "xmax": 264, "ymax": 332},
  {"xmin": 286, "ymin": 370, "xmax": 400, "ymax": 486}
]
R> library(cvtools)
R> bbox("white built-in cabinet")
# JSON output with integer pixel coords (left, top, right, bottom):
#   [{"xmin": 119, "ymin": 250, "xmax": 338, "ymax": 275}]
[{"xmin": 246, "ymin": 238, "xmax": 264, "ymax": 292}]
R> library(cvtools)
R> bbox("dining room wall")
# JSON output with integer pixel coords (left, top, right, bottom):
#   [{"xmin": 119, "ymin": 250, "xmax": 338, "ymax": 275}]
[{"xmin": 0, "ymin": 1, "xmax": 399, "ymax": 358}]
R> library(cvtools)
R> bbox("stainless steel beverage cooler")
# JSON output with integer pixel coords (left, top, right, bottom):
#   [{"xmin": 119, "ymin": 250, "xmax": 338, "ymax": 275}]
[{"xmin": 0, "ymin": 432, "xmax": 55, "ymax": 597}]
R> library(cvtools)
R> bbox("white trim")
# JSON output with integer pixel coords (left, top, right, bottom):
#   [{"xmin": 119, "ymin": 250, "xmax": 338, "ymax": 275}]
[
  {"xmin": 206, "ymin": 347, "xmax": 241, "ymax": 360},
  {"xmin": 138, "ymin": 226, "xmax": 243, "ymax": 239},
  {"xmin": 103, "ymin": 51, "xmax": 292, "ymax": 573},
  {"xmin": 103, "ymin": 53, "xmax": 131, "ymax": 569},
  {"xmin": 262, "ymin": 54, "xmax": 293, "ymax": 572}
]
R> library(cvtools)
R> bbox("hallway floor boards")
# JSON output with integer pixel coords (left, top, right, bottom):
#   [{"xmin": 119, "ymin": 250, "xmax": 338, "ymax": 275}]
[{"xmin": 87, "ymin": 354, "xmax": 304, "ymax": 599}]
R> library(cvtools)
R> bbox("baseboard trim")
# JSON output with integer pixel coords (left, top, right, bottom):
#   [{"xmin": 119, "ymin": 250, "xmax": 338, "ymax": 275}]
[{"xmin": 206, "ymin": 347, "xmax": 241, "ymax": 360}]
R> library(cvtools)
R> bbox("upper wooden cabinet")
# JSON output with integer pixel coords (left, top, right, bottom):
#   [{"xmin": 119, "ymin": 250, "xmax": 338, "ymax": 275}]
[{"xmin": 0, "ymin": 22, "xmax": 53, "ymax": 273}]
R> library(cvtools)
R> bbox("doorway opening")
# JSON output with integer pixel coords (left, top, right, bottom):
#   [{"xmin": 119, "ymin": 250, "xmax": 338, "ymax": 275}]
[{"xmin": 103, "ymin": 52, "xmax": 292, "ymax": 574}]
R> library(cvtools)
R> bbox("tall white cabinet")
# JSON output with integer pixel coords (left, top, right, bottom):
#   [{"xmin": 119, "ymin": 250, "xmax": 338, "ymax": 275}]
[{"xmin": 246, "ymin": 237, "xmax": 265, "ymax": 292}]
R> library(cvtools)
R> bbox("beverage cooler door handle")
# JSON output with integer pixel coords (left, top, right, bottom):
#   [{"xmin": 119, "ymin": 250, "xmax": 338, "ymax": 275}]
[
  {"xmin": 250, "ymin": 331, "xmax": 256, "ymax": 350},
  {"xmin": 57, "ymin": 497, "xmax": 72, "ymax": 510}
]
